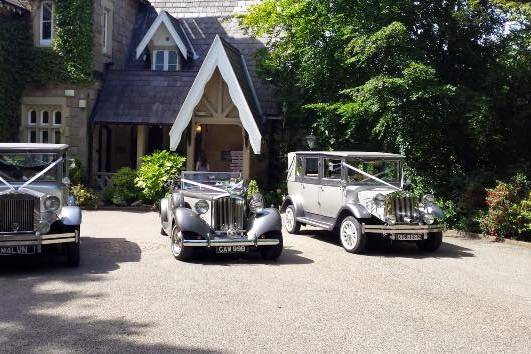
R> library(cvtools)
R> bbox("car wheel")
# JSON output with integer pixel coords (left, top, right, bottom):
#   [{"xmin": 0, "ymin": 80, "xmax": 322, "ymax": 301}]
[
  {"xmin": 171, "ymin": 227, "xmax": 193, "ymax": 261},
  {"xmin": 284, "ymin": 205, "xmax": 301, "ymax": 234},
  {"xmin": 416, "ymin": 231, "xmax": 443, "ymax": 252},
  {"xmin": 339, "ymin": 216, "xmax": 366, "ymax": 253},
  {"xmin": 260, "ymin": 231, "xmax": 283, "ymax": 260},
  {"xmin": 65, "ymin": 227, "xmax": 80, "ymax": 267}
]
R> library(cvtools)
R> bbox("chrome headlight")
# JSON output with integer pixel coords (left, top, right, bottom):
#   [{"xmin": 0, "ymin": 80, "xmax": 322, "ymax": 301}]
[
  {"xmin": 373, "ymin": 193, "xmax": 386, "ymax": 207},
  {"xmin": 249, "ymin": 193, "xmax": 264, "ymax": 214},
  {"xmin": 44, "ymin": 196, "xmax": 61, "ymax": 211},
  {"xmin": 421, "ymin": 194, "xmax": 435, "ymax": 207},
  {"xmin": 423, "ymin": 213, "xmax": 435, "ymax": 225},
  {"xmin": 386, "ymin": 214, "xmax": 396, "ymax": 225},
  {"xmin": 195, "ymin": 200, "xmax": 209, "ymax": 215}
]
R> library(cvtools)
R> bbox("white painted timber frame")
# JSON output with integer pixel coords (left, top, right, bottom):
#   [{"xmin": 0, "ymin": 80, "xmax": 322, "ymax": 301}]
[
  {"xmin": 169, "ymin": 35, "xmax": 263, "ymax": 154},
  {"xmin": 135, "ymin": 11, "xmax": 196, "ymax": 60}
]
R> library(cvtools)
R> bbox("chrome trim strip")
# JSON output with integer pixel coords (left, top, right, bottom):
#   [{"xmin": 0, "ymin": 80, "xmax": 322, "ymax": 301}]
[
  {"xmin": 183, "ymin": 239, "xmax": 279, "ymax": 247},
  {"xmin": 0, "ymin": 232, "xmax": 76, "ymax": 247},
  {"xmin": 362, "ymin": 224, "xmax": 443, "ymax": 234}
]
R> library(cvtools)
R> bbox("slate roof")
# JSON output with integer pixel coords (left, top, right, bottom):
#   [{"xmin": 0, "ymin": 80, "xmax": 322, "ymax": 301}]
[
  {"xmin": 0, "ymin": 0, "xmax": 31, "ymax": 12},
  {"xmin": 92, "ymin": 70, "xmax": 196, "ymax": 125},
  {"xmin": 92, "ymin": 2, "xmax": 278, "ymax": 127}
]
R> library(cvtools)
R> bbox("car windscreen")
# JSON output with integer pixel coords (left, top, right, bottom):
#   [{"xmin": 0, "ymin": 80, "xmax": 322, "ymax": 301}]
[
  {"xmin": 0, "ymin": 153, "xmax": 60, "ymax": 182},
  {"xmin": 346, "ymin": 159, "xmax": 401, "ymax": 185},
  {"xmin": 181, "ymin": 172, "xmax": 242, "ymax": 191}
]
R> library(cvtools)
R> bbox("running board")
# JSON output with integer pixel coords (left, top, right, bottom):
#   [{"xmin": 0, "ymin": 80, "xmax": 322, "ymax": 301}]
[{"xmin": 297, "ymin": 217, "xmax": 335, "ymax": 231}]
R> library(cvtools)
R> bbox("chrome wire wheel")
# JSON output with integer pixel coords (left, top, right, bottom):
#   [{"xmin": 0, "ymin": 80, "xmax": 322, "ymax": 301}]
[
  {"xmin": 340, "ymin": 219, "xmax": 359, "ymax": 251},
  {"xmin": 171, "ymin": 228, "xmax": 184, "ymax": 257},
  {"xmin": 285, "ymin": 207, "xmax": 295, "ymax": 231}
]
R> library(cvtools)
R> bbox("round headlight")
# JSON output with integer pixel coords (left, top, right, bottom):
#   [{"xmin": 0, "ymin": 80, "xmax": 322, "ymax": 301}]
[
  {"xmin": 386, "ymin": 214, "xmax": 397, "ymax": 225},
  {"xmin": 423, "ymin": 213, "xmax": 435, "ymax": 225},
  {"xmin": 44, "ymin": 196, "xmax": 61, "ymax": 211},
  {"xmin": 422, "ymin": 194, "xmax": 435, "ymax": 207},
  {"xmin": 195, "ymin": 200, "xmax": 209, "ymax": 215},
  {"xmin": 373, "ymin": 193, "xmax": 386, "ymax": 207},
  {"xmin": 249, "ymin": 193, "xmax": 264, "ymax": 213}
]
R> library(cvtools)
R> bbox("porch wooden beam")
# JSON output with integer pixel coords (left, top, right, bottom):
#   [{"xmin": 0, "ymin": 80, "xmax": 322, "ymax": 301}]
[
  {"xmin": 201, "ymin": 97, "xmax": 217, "ymax": 117},
  {"xmin": 221, "ymin": 102, "xmax": 235, "ymax": 118}
]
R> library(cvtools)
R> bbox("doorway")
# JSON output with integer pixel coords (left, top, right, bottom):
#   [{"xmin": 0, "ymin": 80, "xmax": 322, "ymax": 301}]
[{"xmin": 194, "ymin": 124, "xmax": 243, "ymax": 173}]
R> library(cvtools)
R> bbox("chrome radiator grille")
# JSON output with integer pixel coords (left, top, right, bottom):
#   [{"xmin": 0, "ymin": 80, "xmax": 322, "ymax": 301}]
[
  {"xmin": 0, "ymin": 194, "xmax": 37, "ymax": 233},
  {"xmin": 212, "ymin": 197, "xmax": 245, "ymax": 231},
  {"xmin": 386, "ymin": 196, "xmax": 418, "ymax": 223}
]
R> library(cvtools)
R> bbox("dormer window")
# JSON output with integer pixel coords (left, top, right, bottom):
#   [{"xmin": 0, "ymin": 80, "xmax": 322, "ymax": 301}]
[
  {"xmin": 152, "ymin": 50, "xmax": 179, "ymax": 71},
  {"xmin": 40, "ymin": 1, "xmax": 53, "ymax": 46}
]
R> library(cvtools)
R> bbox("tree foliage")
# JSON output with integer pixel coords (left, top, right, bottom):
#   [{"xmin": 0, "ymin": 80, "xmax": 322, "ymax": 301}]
[{"xmin": 242, "ymin": 0, "xmax": 531, "ymax": 226}]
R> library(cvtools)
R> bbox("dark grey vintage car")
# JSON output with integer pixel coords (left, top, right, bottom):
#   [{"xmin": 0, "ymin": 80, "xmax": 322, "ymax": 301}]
[
  {"xmin": 281, "ymin": 151, "xmax": 444, "ymax": 254},
  {"xmin": 160, "ymin": 172, "xmax": 283, "ymax": 261},
  {"xmin": 0, "ymin": 143, "xmax": 82, "ymax": 266}
]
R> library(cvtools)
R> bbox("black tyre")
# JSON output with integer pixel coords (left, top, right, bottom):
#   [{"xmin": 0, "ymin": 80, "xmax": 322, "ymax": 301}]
[
  {"xmin": 416, "ymin": 231, "xmax": 443, "ymax": 252},
  {"xmin": 171, "ymin": 227, "xmax": 194, "ymax": 261},
  {"xmin": 65, "ymin": 226, "xmax": 81, "ymax": 267},
  {"xmin": 283, "ymin": 205, "xmax": 301, "ymax": 234},
  {"xmin": 260, "ymin": 232, "xmax": 283, "ymax": 260},
  {"xmin": 339, "ymin": 216, "xmax": 366, "ymax": 254}
]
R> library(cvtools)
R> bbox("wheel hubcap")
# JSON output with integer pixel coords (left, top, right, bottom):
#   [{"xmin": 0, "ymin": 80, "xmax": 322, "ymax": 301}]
[
  {"xmin": 341, "ymin": 221, "xmax": 358, "ymax": 250},
  {"xmin": 171, "ymin": 230, "xmax": 183, "ymax": 255},
  {"xmin": 285, "ymin": 208, "xmax": 294, "ymax": 230}
]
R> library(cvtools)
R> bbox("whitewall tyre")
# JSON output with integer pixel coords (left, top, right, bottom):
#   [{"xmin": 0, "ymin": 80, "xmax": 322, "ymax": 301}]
[
  {"xmin": 284, "ymin": 205, "xmax": 301, "ymax": 234},
  {"xmin": 339, "ymin": 217, "xmax": 366, "ymax": 254}
]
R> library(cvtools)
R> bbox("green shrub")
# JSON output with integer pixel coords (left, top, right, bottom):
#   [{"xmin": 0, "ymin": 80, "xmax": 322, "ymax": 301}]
[
  {"xmin": 135, "ymin": 151, "xmax": 185, "ymax": 203},
  {"xmin": 247, "ymin": 179, "xmax": 260, "ymax": 198},
  {"xmin": 68, "ymin": 157, "xmax": 86, "ymax": 186},
  {"xmin": 70, "ymin": 184, "xmax": 102, "ymax": 210},
  {"xmin": 110, "ymin": 167, "xmax": 140, "ymax": 206},
  {"xmin": 479, "ymin": 174, "xmax": 530, "ymax": 239}
]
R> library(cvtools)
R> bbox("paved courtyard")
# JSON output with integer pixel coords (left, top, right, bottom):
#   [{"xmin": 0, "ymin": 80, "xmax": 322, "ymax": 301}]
[{"xmin": 1, "ymin": 210, "xmax": 530, "ymax": 353}]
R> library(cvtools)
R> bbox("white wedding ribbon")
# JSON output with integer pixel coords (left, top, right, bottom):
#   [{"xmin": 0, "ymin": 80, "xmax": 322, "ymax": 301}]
[
  {"xmin": 181, "ymin": 178, "xmax": 231, "ymax": 194},
  {"xmin": 342, "ymin": 162, "xmax": 401, "ymax": 191}
]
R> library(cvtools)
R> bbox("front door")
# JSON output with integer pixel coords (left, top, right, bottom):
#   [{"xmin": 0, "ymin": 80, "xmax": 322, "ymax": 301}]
[
  {"xmin": 319, "ymin": 158, "xmax": 344, "ymax": 218},
  {"xmin": 300, "ymin": 156, "xmax": 320, "ymax": 215}
]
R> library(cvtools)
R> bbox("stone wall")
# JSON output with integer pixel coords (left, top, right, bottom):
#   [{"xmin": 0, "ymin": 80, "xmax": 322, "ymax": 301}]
[{"xmin": 93, "ymin": 0, "xmax": 139, "ymax": 72}]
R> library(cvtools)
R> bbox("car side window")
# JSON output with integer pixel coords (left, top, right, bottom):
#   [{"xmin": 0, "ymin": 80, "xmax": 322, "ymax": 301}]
[
  {"xmin": 295, "ymin": 156, "xmax": 304, "ymax": 177},
  {"xmin": 323, "ymin": 159, "xmax": 342, "ymax": 179},
  {"xmin": 304, "ymin": 157, "xmax": 319, "ymax": 178}
]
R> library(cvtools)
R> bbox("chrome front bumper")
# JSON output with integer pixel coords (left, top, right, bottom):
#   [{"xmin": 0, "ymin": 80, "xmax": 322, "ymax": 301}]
[
  {"xmin": 184, "ymin": 238, "xmax": 280, "ymax": 247},
  {"xmin": 0, "ymin": 232, "xmax": 77, "ymax": 248},
  {"xmin": 362, "ymin": 224, "xmax": 443, "ymax": 235}
]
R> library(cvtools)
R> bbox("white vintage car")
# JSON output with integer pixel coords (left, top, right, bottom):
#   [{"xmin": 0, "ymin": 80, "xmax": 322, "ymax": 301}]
[
  {"xmin": 0, "ymin": 143, "xmax": 81, "ymax": 266},
  {"xmin": 281, "ymin": 151, "xmax": 444, "ymax": 253}
]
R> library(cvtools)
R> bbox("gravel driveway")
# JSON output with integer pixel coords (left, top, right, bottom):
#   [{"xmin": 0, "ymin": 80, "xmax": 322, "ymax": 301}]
[{"xmin": 1, "ymin": 210, "xmax": 530, "ymax": 353}]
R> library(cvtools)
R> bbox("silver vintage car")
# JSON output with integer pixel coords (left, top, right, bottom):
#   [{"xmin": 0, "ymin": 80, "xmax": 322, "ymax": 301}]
[
  {"xmin": 160, "ymin": 171, "xmax": 283, "ymax": 261},
  {"xmin": 281, "ymin": 151, "xmax": 444, "ymax": 254},
  {"xmin": 0, "ymin": 143, "xmax": 82, "ymax": 266}
]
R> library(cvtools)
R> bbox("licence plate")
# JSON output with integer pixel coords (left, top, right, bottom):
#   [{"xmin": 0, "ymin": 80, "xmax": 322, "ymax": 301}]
[
  {"xmin": 0, "ymin": 246, "xmax": 36, "ymax": 255},
  {"xmin": 395, "ymin": 234, "xmax": 423, "ymax": 241},
  {"xmin": 216, "ymin": 246, "xmax": 246, "ymax": 254}
]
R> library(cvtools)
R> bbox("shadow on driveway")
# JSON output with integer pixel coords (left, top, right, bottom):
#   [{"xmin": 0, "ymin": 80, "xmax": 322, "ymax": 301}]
[
  {"xmin": 0, "ymin": 236, "xmax": 219, "ymax": 353},
  {"xmin": 185, "ymin": 246, "xmax": 314, "ymax": 266},
  {"xmin": 298, "ymin": 229, "xmax": 475, "ymax": 259}
]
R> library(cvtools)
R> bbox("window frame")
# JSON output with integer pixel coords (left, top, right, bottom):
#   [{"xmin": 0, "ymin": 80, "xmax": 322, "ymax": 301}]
[
  {"xmin": 53, "ymin": 110, "xmax": 62, "ymax": 126},
  {"xmin": 41, "ymin": 110, "xmax": 50, "ymax": 126},
  {"xmin": 152, "ymin": 50, "xmax": 179, "ymax": 71},
  {"xmin": 40, "ymin": 1, "xmax": 53, "ymax": 46},
  {"xmin": 301, "ymin": 156, "xmax": 320, "ymax": 183},
  {"xmin": 28, "ymin": 110, "xmax": 37, "ymax": 126}
]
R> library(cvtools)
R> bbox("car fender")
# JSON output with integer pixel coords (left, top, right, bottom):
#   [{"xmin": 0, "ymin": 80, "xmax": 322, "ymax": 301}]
[
  {"xmin": 60, "ymin": 206, "xmax": 82, "ymax": 225},
  {"xmin": 247, "ymin": 208, "xmax": 282, "ymax": 240},
  {"xmin": 173, "ymin": 207, "xmax": 211, "ymax": 236},
  {"xmin": 280, "ymin": 195, "xmax": 304, "ymax": 217},
  {"xmin": 336, "ymin": 203, "xmax": 372, "ymax": 221},
  {"xmin": 160, "ymin": 197, "xmax": 170, "ymax": 223}
]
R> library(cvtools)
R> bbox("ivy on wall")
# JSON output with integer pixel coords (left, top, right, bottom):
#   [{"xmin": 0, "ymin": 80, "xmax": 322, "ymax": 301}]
[
  {"xmin": 0, "ymin": 11, "xmax": 33, "ymax": 141},
  {"xmin": 54, "ymin": 0, "xmax": 94, "ymax": 83},
  {"xmin": 0, "ymin": 0, "xmax": 94, "ymax": 141}
]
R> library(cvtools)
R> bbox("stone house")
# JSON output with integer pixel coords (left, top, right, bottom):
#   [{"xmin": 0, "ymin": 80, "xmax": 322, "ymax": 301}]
[{"xmin": 4, "ymin": 0, "xmax": 280, "ymax": 188}]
